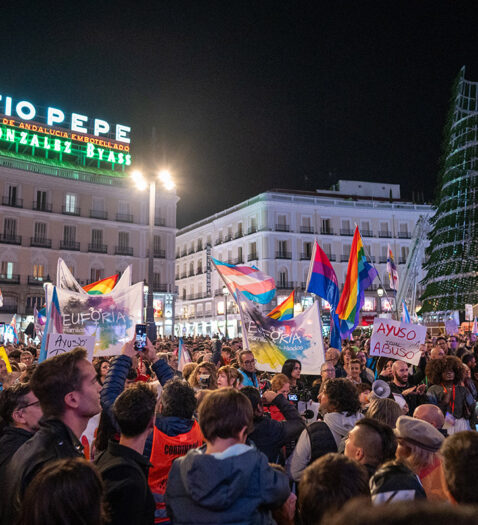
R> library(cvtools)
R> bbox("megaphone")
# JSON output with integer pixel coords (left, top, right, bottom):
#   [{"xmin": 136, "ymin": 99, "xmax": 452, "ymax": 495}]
[{"xmin": 370, "ymin": 379, "xmax": 391, "ymax": 399}]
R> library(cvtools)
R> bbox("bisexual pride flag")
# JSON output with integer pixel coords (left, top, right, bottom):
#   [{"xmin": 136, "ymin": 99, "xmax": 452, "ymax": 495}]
[{"xmin": 212, "ymin": 258, "xmax": 276, "ymax": 304}]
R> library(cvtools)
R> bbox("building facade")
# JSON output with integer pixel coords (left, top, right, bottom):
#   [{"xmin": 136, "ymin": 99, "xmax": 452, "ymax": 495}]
[
  {"xmin": 175, "ymin": 181, "xmax": 433, "ymax": 337},
  {"xmin": 0, "ymin": 93, "xmax": 178, "ymax": 335}
]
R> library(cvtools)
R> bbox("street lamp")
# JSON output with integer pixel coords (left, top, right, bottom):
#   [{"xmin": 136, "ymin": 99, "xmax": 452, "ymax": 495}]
[
  {"xmin": 132, "ymin": 169, "xmax": 175, "ymax": 342},
  {"xmin": 222, "ymin": 285, "xmax": 229, "ymax": 339}
]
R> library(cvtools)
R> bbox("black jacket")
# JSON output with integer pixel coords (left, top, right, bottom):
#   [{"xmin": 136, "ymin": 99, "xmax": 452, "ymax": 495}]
[
  {"xmin": 249, "ymin": 394, "xmax": 305, "ymax": 462},
  {"xmin": 96, "ymin": 440, "xmax": 155, "ymax": 525},
  {"xmin": 0, "ymin": 426, "xmax": 33, "ymax": 473},
  {"xmin": 0, "ymin": 418, "xmax": 83, "ymax": 525}
]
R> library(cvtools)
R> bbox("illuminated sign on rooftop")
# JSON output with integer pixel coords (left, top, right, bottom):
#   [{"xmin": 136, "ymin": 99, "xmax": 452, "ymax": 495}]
[{"xmin": 0, "ymin": 93, "xmax": 132, "ymax": 172}]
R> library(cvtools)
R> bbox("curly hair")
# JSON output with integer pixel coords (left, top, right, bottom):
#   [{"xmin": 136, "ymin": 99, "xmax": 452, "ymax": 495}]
[
  {"xmin": 323, "ymin": 378, "xmax": 361, "ymax": 415},
  {"xmin": 425, "ymin": 356, "xmax": 465, "ymax": 386},
  {"xmin": 188, "ymin": 362, "xmax": 218, "ymax": 389}
]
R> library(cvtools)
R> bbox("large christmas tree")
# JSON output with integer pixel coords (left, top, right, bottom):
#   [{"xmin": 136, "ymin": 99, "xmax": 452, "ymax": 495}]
[{"xmin": 421, "ymin": 67, "xmax": 478, "ymax": 312}]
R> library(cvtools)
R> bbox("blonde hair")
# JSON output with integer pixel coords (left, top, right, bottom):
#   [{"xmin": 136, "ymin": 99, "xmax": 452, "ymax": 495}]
[
  {"xmin": 399, "ymin": 439, "xmax": 438, "ymax": 474},
  {"xmin": 271, "ymin": 373, "xmax": 290, "ymax": 392}
]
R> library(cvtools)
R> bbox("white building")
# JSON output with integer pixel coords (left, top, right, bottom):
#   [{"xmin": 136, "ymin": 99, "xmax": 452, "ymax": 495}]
[{"xmin": 175, "ymin": 181, "xmax": 433, "ymax": 337}]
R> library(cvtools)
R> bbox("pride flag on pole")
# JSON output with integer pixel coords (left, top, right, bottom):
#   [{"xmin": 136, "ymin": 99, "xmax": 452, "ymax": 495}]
[
  {"xmin": 305, "ymin": 241, "xmax": 342, "ymax": 348},
  {"xmin": 212, "ymin": 258, "xmax": 276, "ymax": 304},
  {"xmin": 177, "ymin": 337, "xmax": 192, "ymax": 372},
  {"xmin": 387, "ymin": 244, "xmax": 399, "ymax": 291},
  {"xmin": 401, "ymin": 301, "xmax": 411, "ymax": 323},
  {"xmin": 267, "ymin": 291, "xmax": 294, "ymax": 321},
  {"xmin": 83, "ymin": 274, "xmax": 119, "ymax": 295},
  {"xmin": 472, "ymin": 317, "xmax": 478, "ymax": 336},
  {"xmin": 9, "ymin": 315, "xmax": 18, "ymax": 343},
  {"xmin": 336, "ymin": 227, "xmax": 378, "ymax": 338}
]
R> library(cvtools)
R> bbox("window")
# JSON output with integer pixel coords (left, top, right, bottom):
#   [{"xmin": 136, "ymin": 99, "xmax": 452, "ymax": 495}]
[
  {"xmin": 64, "ymin": 225, "xmax": 76, "ymax": 242},
  {"xmin": 154, "ymin": 236, "xmax": 161, "ymax": 252},
  {"xmin": 1, "ymin": 261, "xmax": 13, "ymax": 278},
  {"xmin": 237, "ymin": 223, "xmax": 243, "ymax": 236},
  {"xmin": 153, "ymin": 272, "xmax": 161, "ymax": 288},
  {"xmin": 35, "ymin": 190, "xmax": 47, "ymax": 210},
  {"xmin": 249, "ymin": 217, "xmax": 257, "ymax": 233},
  {"xmin": 189, "ymin": 262, "xmax": 194, "ymax": 276},
  {"xmin": 33, "ymin": 264, "xmax": 45, "ymax": 279},
  {"xmin": 7, "ymin": 185, "xmax": 18, "ymax": 205},
  {"xmin": 91, "ymin": 229, "xmax": 103, "ymax": 245},
  {"xmin": 65, "ymin": 193, "xmax": 77, "ymax": 213},
  {"xmin": 304, "ymin": 242, "xmax": 312, "ymax": 258},
  {"xmin": 237, "ymin": 246, "xmax": 243, "ymax": 262},
  {"xmin": 118, "ymin": 201, "xmax": 130, "ymax": 214},
  {"xmin": 90, "ymin": 267, "xmax": 104, "ymax": 281},
  {"xmin": 197, "ymin": 238, "xmax": 203, "ymax": 251},
  {"xmin": 278, "ymin": 269, "xmax": 288, "ymax": 287},
  {"xmin": 4, "ymin": 218, "xmax": 16, "ymax": 237},
  {"xmin": 92, "ymin": 197, "xmax": 104, "ymax": 211},
  {"xmin": 34, "ymin": 222, "xmax": 47, "ymax": 241},
  {"xmin": 26, "ymin": 296, "xmax": 43, "ymax": 309},
  {"xmin": 321, "ymin": 218, "xmax": 331, "ymax": 233},
  {"xmin": 197, "ymin": 260, "xmax": 203, "ymax": 274},
  {"xmin": 118, "ymin": 232, "xmax": 129, "ymax": 248},
  {"xmin": 278, "ymin": 240, "xmax": 287, "ymax": 254}
]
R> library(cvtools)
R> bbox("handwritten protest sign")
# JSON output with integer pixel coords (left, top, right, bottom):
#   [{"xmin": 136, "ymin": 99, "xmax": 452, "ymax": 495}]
[
  {"xmin": 46, "ymin": 333, "xmax": 96, "ymax": 361},
  {"xmin": 369, "ymin": 317, "xmax": 426, "ymax": 366}
]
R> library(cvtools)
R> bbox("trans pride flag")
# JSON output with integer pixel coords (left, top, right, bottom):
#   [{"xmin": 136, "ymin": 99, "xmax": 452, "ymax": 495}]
[
  {"xmin": 336, "ymin": 227, "xmax": 378, "ymax": 338},
  {"xmin": 305, "ymin": 241, "xmax": 342, "ymax": 348},
  {"xmin": 267, "ymin": 291, "xmax": 294, "ymax": 321},
  {"xmin": 212, "ymin": 258, "xmax": 275, "ymax": 304},
  {"xmin": 177, "ymin": 337, "xmax": 192, "ymax": 372}
]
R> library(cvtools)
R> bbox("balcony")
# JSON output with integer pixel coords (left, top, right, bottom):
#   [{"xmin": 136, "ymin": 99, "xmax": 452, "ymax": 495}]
[
  {"xmin": 90, "ymin": 210, "xmax": 108, "ymax": 220},
  {"xmin": 399, "ymin": 257, "xmax": 407, "ymax": 264},
  {"xmin": 0, "ymin": 274, "xmax": 20, "ymax": 284},
  {"xmin": 196, "ymin": 268, "xmax": 204, "ymax": 275},
  {"xmin": 114, "ymin": 246, "xmax": 133, "ymax": 256},
  {"xmin": 379, "ymin": 256, "xmax": 388, "ymax": 264},
  {"xmin": 340, "ymin": 229, "xmax": 354, "ymax": 236},
  {"xmin": 247, "ymin": 253, "xmax": 258, "ymax": 261},
  {"xmin": 187, "ymin": 292, "xmax": 209, "ymax": 301},
  {"xmin": 60, "ymin": 240, "xmax": 80, "ymax": 251},
  {"xmin": 0, "ymin": 304, "xmax": 17, "ymax": 313},
  {"xmin": 155, "ymin": 217, "xmax": 166, "ymax": 227},
  {"xmin": 2, "ymin": 196, "xmax": 23, "ymax": 208},
  {"xmin": 340, "ymin": 254, "xmax": 350, "ymax": 262},
  {"xmin": 0, "ymin": 234, "xmax": 22, "ymax": 245},
  {"xmin": 28, "ymin": 276, "xmax": 45, "ymax": 286},
  {"xmin": 32, "ymin": 201, "xmax": 52, "ymax": 212},
  {"xmin": 247, "ymin": 226, "xmax": 257, "ymax": 235},
  {"xmin": 275, "ymin": 224, "xmax": 290, "ymax": 232},
  {"xmin": 361, "ymin": 230, "xmax": 374, "ymax": 237},
  {"xmin": 327, "ymin": 254, "xmax": 336, "ymax": 262},
  {"xmin": 398, "ymin": 232, "xmax": 411, "ymax": 239},
  {"xmin": 62, "ymin": 205, "xmax": 81, "ymax": 216},
  {"xmin": 320, "ymin": 228, "xmax": 334, "ymax": 235},
  {"xmin": 180, "ymin": 273, "xmax": 187, "ymax": 279},
  {"xmin": 233, "ymin": 257, "xmax": 244, "ymax": 265},
  {"xmin": 175, "ymin": 253, "xmax": 180, "ymax": 259},
  {"xmin": 234, "ymin": 231, "xmax": 243, "ymax": 239},
  {"xmin": 215, "ymin": 239, "xmax": 223, "ymax": 246},
  {"xmin": 181, "ymin": 249, "xmax": 187, "ymax": 257},
  {"xmin": 196, "ymin": 245, "xmax": 203, "ymax": 252},
  {"xmin": 224, "ymin": 234, "xmax": 233, "ymax": 242},
  {"xmin": 275, "ymin": 251, "xmax": 292, "ymax": 259},
  {"xmin": 300, "ymin": 252, "xmax": 312, "ymax": 260},
  {"xmin": 30, "ymin": 237, "xmax": 52, "ymax": 248},
  {"xmin": 378, "ymin": 231, "xmax": 392, "ymax": 238},
  {"xmin": 116, "ymin": 213, "xmax": 133, "ymax": 223},
  {"xmin": 277, "ymin": 281, "xmax": 294, "ymax": 290},
  {"xmin": 152, "ymin": 284, "xmax": 169, "ymax": 293},
  {"xmin": 300, "ymin": 226, "xmax": 314, "ymax": 234},
  {"xmin": 188, "ymin": 271, "xmax": 195, "ymax": 277},
  {"xmin": 88, "ymin": 243, "xmax": 108, "ymax": 253},
  {"xmin": 153, "ymin": 249, "xmax": 166, "ymax": 259}
]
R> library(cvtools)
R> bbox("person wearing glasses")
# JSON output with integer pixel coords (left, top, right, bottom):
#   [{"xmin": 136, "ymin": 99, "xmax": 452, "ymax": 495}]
[{"xmin": 238, "ymin": 350, "xmax": 260, "ymax": 388}]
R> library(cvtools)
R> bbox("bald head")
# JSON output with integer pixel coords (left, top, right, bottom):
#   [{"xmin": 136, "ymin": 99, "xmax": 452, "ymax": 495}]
[
  {"xmin": 430, "ymin": 347, "xmax": 445, "ymax": 360},
  {"xmin": 413, "ymin": 404, "xmax": 445, "ymax": 429}
]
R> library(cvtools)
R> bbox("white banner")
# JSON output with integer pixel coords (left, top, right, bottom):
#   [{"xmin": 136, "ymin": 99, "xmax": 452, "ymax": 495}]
[
  {"xmin": 465, "ymin": 304, "xmax": 473, "ymax": 322},
  {"xmin": 369, "ymin": 317, "xmax": 426, "ymax": 366},
  {"xmin": 46, "ymin": 333, "xmax": 96, "ymax": 361}
]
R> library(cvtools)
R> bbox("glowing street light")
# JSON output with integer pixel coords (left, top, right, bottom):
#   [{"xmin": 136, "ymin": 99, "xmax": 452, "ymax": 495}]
[{"xmin": 131, "ymin": 168, "xmax": 176, "ymax": 341}]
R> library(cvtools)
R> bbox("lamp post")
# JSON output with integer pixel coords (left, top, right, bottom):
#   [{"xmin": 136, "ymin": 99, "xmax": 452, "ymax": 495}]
[
  {"xmin": 377, "ymin": 286, "xmax": 384, "ymax": 314},
  {"xmin": 132, "ymin": 169, "xmax": 175, "ymax": 342},
  {"xmin": 222, "ymin": 285, "xmax": 229, "ymax": 339}
]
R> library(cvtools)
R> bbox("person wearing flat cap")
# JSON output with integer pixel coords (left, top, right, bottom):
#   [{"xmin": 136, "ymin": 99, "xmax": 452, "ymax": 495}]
[{"xmin": 394, "ymin": 415, "xmax": 446, "ymax": 501}]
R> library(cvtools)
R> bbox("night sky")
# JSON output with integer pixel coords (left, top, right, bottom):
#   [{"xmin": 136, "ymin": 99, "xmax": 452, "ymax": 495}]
[{"xmin": 1, "ymin": 1, "xmax": 478, "ymax": 227}]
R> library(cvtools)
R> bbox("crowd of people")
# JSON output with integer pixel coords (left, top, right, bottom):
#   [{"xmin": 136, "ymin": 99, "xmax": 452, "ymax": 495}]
[{"xmin": 0, "ymin": 330, "xmax": 478, "ymax": 524}]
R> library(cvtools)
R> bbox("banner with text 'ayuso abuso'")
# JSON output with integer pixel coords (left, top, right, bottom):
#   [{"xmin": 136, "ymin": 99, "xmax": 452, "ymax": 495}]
[
  {"xmin": 369, "ymin": 317, "xmax": 426, "ymax": 366},
  {"xmin": 239, "ymin": 292, "xmax": 325, "ymax": 374}
]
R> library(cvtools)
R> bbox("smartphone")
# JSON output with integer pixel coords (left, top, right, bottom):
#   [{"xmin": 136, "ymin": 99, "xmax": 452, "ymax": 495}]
[
  {"xmin": 288, "ymin": 393, "xmax": 298, "ymax": 402},
  {"xmin": 134, "ymin": 324, "xmax": 147, "ymax": 351}
]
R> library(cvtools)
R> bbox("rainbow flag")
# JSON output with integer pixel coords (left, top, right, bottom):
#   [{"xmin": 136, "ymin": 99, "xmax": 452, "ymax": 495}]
[
  {"xmin": 387, "ymin": 244, "xmax": 399, "ymax": 291},
  {"xmin": 212, "ymin": 258, "xmax": 275, "ymax": 304},
  {"xmin": 83, "ymin": 274, "xmax": 119, "ymax": 295},
  {"xmin": 336, "ymin": 227, "xmax": 378, "ymax": 338},
  {"xmin": 267, "ymin": 291, "xmax": 294, "ymax": 321}
]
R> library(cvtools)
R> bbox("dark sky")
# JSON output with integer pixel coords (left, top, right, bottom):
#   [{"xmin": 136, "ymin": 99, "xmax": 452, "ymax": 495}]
[{"xmin": 1, "ymin": 1, "xmax": 477, "ymax": 227}]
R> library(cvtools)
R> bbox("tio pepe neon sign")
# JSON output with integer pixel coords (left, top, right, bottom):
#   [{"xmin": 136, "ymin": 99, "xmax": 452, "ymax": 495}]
[{"xmin": 0, "ymin": 93, "xmax": 131, "ymax": 144}]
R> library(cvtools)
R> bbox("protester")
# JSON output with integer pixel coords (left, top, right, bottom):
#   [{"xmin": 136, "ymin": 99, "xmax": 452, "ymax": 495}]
[
  {"xmin": 0, "ymin": 383, "xmax": 43, "ymax": 475},
  {"xmin": 165, "ymin": 388, "xmax": 290, "ymax": 524},
  {"xmin": 297, "ymin": 453, "xmax": 370, "ymax": 525},
  {"xmin": 325, "ymin": 347, "xmax": 347, "ymax": 377},
  {"xmin": 289, "ymin": 378, "xmax": 363, "ymax": 481},
  {"xmin": 390, "ymin": 361, "xmax": 427, "ymax": 414},
  {"xmin": 394, "ymin": 415, "xmax": 446, "ymax": 500},
  {"xmin": 413, "ymin": 404, "xmax": 446, "ymax": 434},
  {"xmin": 440, "ymin": 430, "xmax": 478, "ymax": 504},
  {"xmin": 344, "ymin": 417, "xmax": 397, "ymax": 478},
  {"xmin": 17, "ymin": 458, "xmax": 106, "ymax": 525},
  {"xmin": 94, "ymin": 358, "xmax": 110, "ymax": 386},
  {"xmin": 426, "ymin": 356, "xmax": 473, "ymax": 434},
  {"xmin": 96, "ymin": 383, "xmax": 157, "ymax": 525},
  {"xmin": 281, "ymin": 358, "xmax": 304, "ymax": 395},
  {"xmin": 366, "ymin": 397, "xmax": 403, "ymax": 428},
  {"xmin": 2, "ymin": 347, "xmax": 101, "ymax": 523},
  {"xmin": 241, "ymin": 386, "xmax": 305, "ymax": 462},
  {"xmin": 188, "ymin": 362, "xmax": 218, "ymax": 391},
  {"xmin": 237, "ymin": 350, "xmax": 260, "ymax": 387},
  {"xmin": 346, "ymin": 359, "xmax": 363, "ymax": 385},
  {"xmin": 217, "ymin": 365, "xmax": 243, "ymax": 389}
]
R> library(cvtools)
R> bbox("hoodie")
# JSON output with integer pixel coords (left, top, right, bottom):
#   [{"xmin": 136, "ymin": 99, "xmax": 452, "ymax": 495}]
[{"xmin": 165, "ymin": 445, "xmax": 290, "ymax": 525}]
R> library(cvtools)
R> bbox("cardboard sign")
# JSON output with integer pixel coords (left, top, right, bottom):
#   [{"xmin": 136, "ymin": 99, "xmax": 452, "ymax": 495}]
[
  {"xmin": 465, "ymin": 304, "xmax": 473, "ymax": 322},
  {"xmin": 445, "ymin": 319, "xmax": 459, "ymax": 335},
  {"xmin": 46, "ymin": 333, "xmax": 95, "ymax": 361},
  {"xmin": 369, "ymin": 317, "xmax": 426, "ymax": 366}
]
